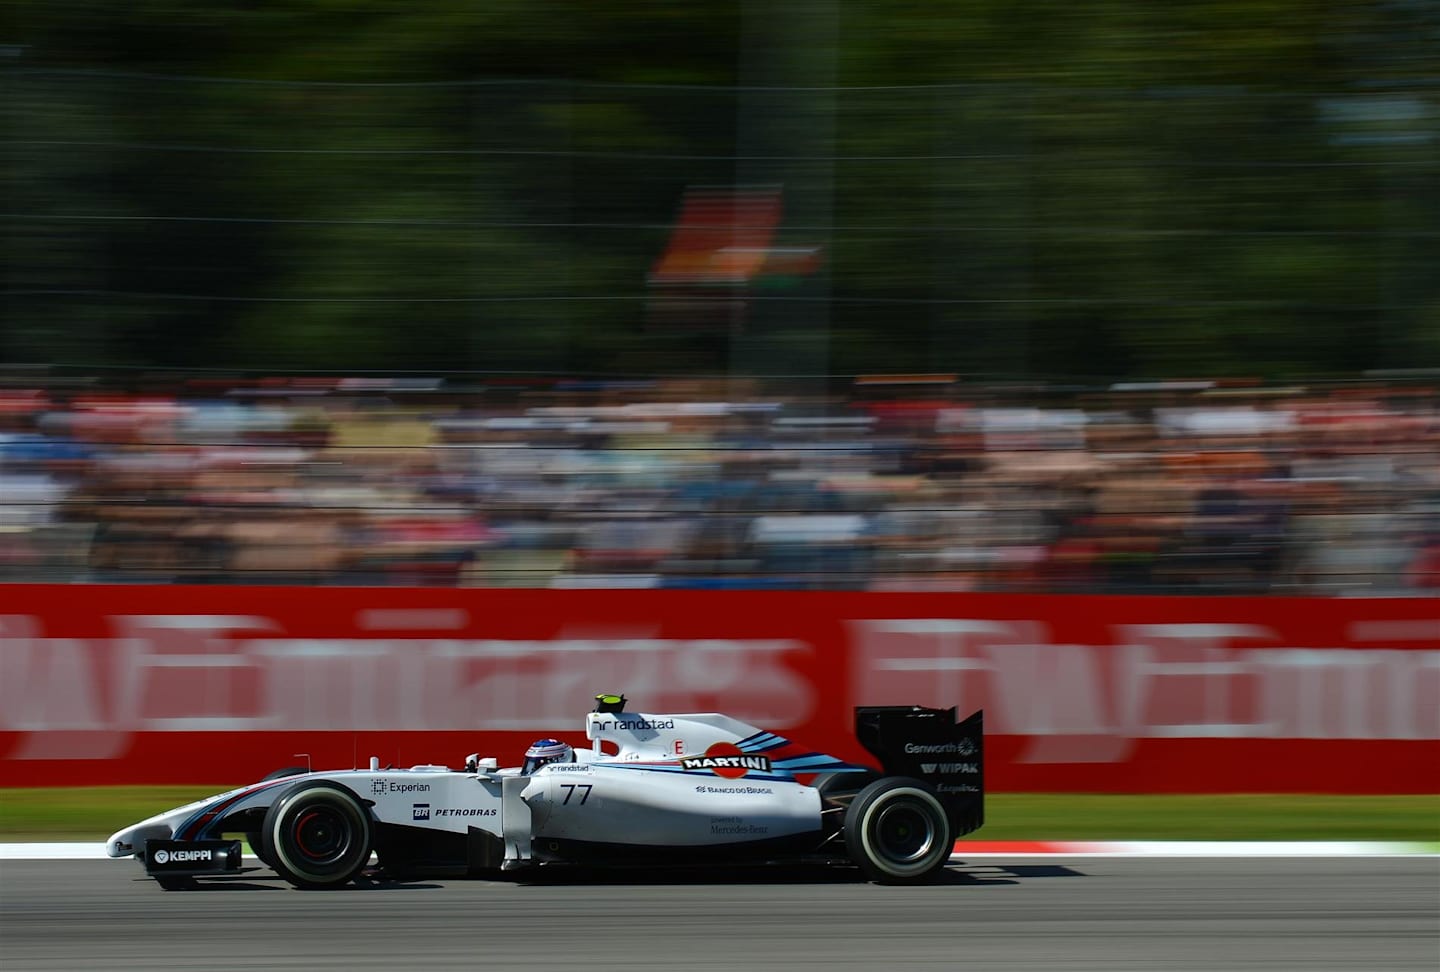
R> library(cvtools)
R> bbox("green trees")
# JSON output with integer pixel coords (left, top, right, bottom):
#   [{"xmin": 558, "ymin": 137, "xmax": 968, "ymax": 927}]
[{"xmin": 4, "ymin": 1, "xmax": 1435, "ymax": 378}]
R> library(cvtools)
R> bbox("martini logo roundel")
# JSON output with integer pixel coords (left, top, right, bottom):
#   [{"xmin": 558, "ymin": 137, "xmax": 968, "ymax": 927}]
[{"xmin": 680, "ymin": 742, "xmax": 771, "ymax": 779}]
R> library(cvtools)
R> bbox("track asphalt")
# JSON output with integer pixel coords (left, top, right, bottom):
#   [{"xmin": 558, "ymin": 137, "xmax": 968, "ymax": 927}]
[{"xmin": 1, "ymin": 856, "xmax": 1435, "ymax": 971}]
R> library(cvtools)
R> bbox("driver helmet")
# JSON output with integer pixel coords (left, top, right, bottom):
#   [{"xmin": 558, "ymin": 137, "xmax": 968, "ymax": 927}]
[{"xmin": 521, "ymin": 738, "xmax": 575, "ymax": 775}]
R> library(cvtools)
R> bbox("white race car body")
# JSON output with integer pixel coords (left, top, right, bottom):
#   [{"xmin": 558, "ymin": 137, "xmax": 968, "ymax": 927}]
[{"xmin": 108, "ymin": 700, "xmax": 984, "ymax": 887}]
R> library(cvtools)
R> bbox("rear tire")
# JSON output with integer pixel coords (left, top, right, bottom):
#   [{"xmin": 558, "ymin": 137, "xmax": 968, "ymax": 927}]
[
  {"xmin": 261, "ymin": 781, "xmax": 372, "ymax": 889},
  {"xmin": 816, "ymin": 769, "xmax": 883, "ymax": 809},
  {"xmin": 843, "ymin": 777, "xmax": 952, "ymax": 884}
]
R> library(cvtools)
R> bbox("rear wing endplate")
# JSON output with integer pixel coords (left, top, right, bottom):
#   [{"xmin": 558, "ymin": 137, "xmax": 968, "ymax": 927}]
[{"xmin": 855, "ymin": 706, "xmax": 984, "ymax": 837}]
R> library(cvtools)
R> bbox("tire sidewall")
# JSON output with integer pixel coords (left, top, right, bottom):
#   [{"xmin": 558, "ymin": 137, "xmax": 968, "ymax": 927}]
[
  {"xmin": 844, "ymin": 777, "xmax": 952, "ymax": 884},
  {"xmin": 262, "ymin": 781, "xmax": 372, "ymax": 889}
]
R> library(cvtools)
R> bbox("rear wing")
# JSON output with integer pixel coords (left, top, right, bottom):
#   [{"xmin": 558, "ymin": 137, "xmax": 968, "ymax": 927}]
[{"xmin": 855, "ymin": 706, "xmax": 984, "ymax": 837}]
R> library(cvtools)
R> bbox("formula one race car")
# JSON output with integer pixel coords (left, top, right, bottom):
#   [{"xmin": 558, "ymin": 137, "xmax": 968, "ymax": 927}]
[{"xmin": 107, "ymin": 695, "xmax": 983, "ymax": 889}]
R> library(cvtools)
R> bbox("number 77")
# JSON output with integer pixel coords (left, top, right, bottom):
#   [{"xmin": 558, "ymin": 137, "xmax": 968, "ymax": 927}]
[{"xmin": 560, "ymin": 783, "xmax": 592, "ymax": 805}]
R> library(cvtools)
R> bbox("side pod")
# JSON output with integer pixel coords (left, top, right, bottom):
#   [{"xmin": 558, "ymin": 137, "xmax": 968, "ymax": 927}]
[{"xmin": 854, "ymin": 706, "xmax": 984, "ymax": 837}]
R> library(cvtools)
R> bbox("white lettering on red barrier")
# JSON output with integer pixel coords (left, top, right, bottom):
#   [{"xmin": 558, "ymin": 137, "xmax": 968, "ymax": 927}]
[
  {"xmin": 0, "ymin": 614, "xmax": 814, "ymax": 759},
  {"xmin": 2, "ymin": 608, "xmax": 1436, "ymax": 768},
  {"xmin": 850, "ymin": 617, "xmax": 1440, "ymax": 763}
]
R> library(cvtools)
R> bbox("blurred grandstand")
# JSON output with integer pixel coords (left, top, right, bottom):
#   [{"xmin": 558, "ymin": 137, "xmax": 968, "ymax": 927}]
[
  {"xmin": 4, "ymin": 55, "xmax": 1437, "ymax": 595},
  {"xmin": 2, "ymin": 370, "xmax": 1436, "ymax": 593}
]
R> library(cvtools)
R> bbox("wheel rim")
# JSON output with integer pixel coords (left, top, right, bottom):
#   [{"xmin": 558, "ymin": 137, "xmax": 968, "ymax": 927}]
[
  {"xmin": 268, "ymin": 785, "xmax": 372, "ymax": 886},
  {"xmin": 871, "ymin": 800, "xmax": 937, "ymax": 864},
  {"xmin": 290, "ymin": 806, "xmax": 352, "ymax": 866}
]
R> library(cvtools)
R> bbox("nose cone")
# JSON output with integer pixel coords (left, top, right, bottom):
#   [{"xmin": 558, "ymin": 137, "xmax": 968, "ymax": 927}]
[
  {"xmin": 106, "ymin": 821, "xmax": 174, "ymax": 858},
  {"xmin": 106, "ymin": 828, "xmax": 140, "ymax": 858}
]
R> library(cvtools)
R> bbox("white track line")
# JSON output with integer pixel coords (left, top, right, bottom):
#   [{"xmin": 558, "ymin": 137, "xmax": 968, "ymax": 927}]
[{"xmin": 2, "ymin": 843, "xmax": 111, "ymax": 860}]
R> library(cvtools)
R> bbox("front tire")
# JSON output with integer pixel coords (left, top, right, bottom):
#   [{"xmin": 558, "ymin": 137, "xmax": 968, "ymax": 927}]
[
  {"xmin": 260, "ymin": 781, "xmax": 372, "ymax": 889},
  {"xmin": 247, "ymin": 766, "xmax": 310, "ymax": 868},
  {"xmin": 843, "ymin": 777, "xmax": 953, "ymax": 884}
]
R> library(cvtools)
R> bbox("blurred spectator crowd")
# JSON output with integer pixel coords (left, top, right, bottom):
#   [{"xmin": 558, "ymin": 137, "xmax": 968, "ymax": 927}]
[{"xmin": 2, "ymin": 374, "xmax": 1438, "ymax": 594}]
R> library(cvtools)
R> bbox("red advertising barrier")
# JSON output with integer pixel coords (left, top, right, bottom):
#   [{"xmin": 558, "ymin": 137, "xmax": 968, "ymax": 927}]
[{"xmin": 1, "ymin": 585, "xmax": 1436, "ymax": 792}]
